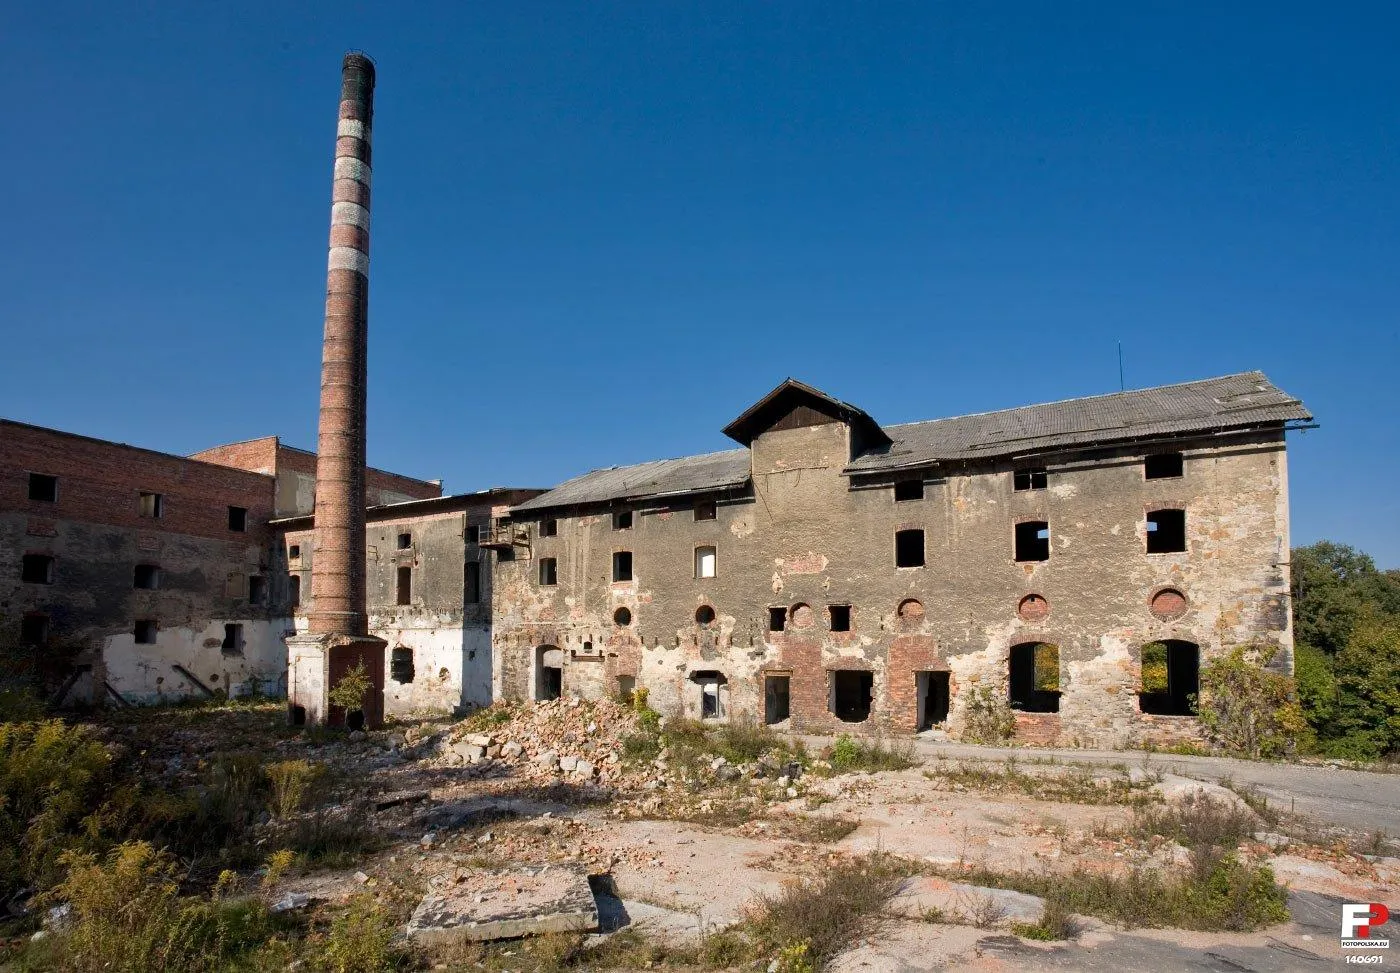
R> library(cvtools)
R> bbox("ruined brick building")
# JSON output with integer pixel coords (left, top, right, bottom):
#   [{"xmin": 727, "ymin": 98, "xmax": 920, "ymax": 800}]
[
  {"xmin": 0, "ymin": 422, "xmax": 440, "ymax": 705},
  {"xmin": 492, "ymin": 372, "xmax": 1312, "ymax": 748}
]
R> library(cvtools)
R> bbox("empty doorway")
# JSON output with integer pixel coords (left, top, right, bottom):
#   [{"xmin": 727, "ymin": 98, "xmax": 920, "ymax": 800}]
[
  {"xmin": 764, "ymin": 674, "xmax": 791, "ymax": 724},
  {"xmin": 830, "ymin": 670, "xmax": 873, "ymax": 723},
  {"xmin": 534, "ymin": 645, "xmax": 563, "ymax": 701},
  {"xmin": 916, "ymin": 671, "xmax": 949, "ymax": 730}
]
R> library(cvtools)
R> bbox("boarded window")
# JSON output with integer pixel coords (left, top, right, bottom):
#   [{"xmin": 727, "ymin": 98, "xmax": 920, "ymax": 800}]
[
  {"xmin": 138, "ymin": 492, "xmax": 163, "ymax": 518},
  {"xmin": 768, "ymin": 607, "xmax": 786, "ymax": 632},
  {"xmin": 829, "ymin": 605, "xmax": 852, "ymax": 632},
  {"xmin": 1146, "ymin": 509, "xmax": 1186, "ymax": 554},
  {"xmin": 1139, "ymin": 640, "xmax": 1199, "ymax": 716},
  {"xmin": 831, "ymin": 671, "xmax": 873, "ymax": 723},
  {"xmin": 228, "ymin": 506, "xmax": 248, "ymax": 532},
  {"xmin": 694, "ymin": 499, "xmax": 717, "ymax": 521},
  {"xmin": 21, "ymin": 614, "xmax": 49, "ymax": 646},
  {"xmin": 612, "ymin": 551, "xmax": 633, "ymax": 582},
  {"xmin": 695, "ymin": 545, "xmax": 717, "ymax": 579},
  {"xmin": 221, "ymin": 623, "xmax": 243, "ymax": 653},
  {"xmin": 1009, "ymin": 642, "xmax": 1060, "ymax": 712},
  {"xmin": 1145, "ymin": 452, "xmax": 1184, "ymax": 480},
  {"xmin": 21, "ymin": 554, "xmax": 54, "ymax": 584},
  {"xmin": 133, "ymin": 564, "xmax": 161, "ymax": 589},
  {"xmin": 396, "ymin": 566, "xmax": 412, "ymax": 605},
  {"xmin": 464, "ymin": 561, "xmax": 481, "ymax": 603},
  {"xmin": 28, "ymin": 473, "xmax": 58, "ymax": 502},
  {"xmin": 1013, "ymin": 468, "xmax": 1048, "ymax": 491},
  {"xmin": 390, "ymin": 647, "xmax": 415, "ymax": 684},
  {"xmin": 134, "ymin": 620, "xmax": 158, "ymax": 645},
  {"xmin": 248, "ymin": 575, "xmax": 266, "ymax": 604},
  {"xmin": 539, "ymin": 557, "xmax": 558, "ymax": 586},
  {"xmin": 1014, "ymin": 521, "xmax": 1050, "ymax": 562},
  {"xmin": 895, "ymin": 529, "xmax": 925, "ymax": 568},
  {"xmin": 540, "ymin": 518, "xmax": 558, "ymax": 537},
  {"xmin": 397, "ymin": 532, "xmax": 411, "ymax": 549},
  {"xmin": 290, "ymin": 574, "xmax": 301, "ymax": 607},
  {"xmin": 613, "ymin": 510, "xmax": 633, "ymax": 531}
]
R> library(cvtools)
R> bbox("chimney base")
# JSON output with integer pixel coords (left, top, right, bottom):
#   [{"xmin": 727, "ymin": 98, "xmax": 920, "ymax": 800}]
[{"xmin": 286, "ymin": 632, "xmax": 387, "ymax": 729}]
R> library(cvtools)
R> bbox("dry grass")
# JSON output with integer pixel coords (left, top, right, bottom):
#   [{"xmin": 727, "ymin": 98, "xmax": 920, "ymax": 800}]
[{"xmin": 924, "ymin": 759, "xmax": 1158, "ymax": 806}]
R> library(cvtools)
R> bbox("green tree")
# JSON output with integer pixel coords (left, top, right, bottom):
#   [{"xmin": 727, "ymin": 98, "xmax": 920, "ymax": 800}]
[{"xmin": 1329, "ymin": 612, "xmax": 1400, "ymax": 759}]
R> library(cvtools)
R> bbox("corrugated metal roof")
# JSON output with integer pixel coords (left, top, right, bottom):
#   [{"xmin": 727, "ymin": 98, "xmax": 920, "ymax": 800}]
[
  {"xmin": 846, "ymin": 371, "xmax": 1311, "ymax": 473},
  {"xmin": 512, "ymin": 449, "xmax": 750, "ymax": 513},
  {"xmin": 512, "ymin": 371, "xmax": 1310, "ymax": 513}
]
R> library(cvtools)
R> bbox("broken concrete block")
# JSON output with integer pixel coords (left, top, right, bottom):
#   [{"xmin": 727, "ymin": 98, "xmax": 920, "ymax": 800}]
[
  {"xmin": 573, "ymin": 759, "xmax": 596, "ymax": 778},
  {"xmin": 502, "ymin": 741, "xmax": 524, "ymax": 758},
  {"xmin": 535, "ymin": 750, "xmax": 559, "ymax": 767},
  {"xmin": 559, "ymin": 755, "xmax": 579, "ymax": 772},
  {"xmin": 407, "ymin": 866, "xmax": 598, "ymax": 943},
  {"xmin": 464, "ymin": 733, "xmax": 493, "ymax": 747},
  {"xmin": 271, "ymin": 893, "xmax": 310, "ymax": 913}
]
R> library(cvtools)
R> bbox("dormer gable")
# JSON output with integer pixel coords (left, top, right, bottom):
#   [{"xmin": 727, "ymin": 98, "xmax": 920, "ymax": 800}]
[{"xmin": 721, "ymin": 378, "xmax": 891, "ymax": 454}]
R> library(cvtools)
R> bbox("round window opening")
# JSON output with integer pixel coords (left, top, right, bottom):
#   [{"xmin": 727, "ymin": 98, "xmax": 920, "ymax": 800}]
[
  {"xmin": 896, "ymin": 598, "xmax": 924, "ymax": 623},
  {"xmin": 790, "ymin": 603, "xmax": 814, "ymax": 628},
  {"xmin": 1018, "ymin": 594, "xmax": 1050, "ymax": 622},
  {"xmin": 614, "ymin": 607, "xmax": 632, "ymax": 626},
  {"xmin": 695, "ymin": 605, "xmax": 716, "ymax": 626},
  {"xmin": 1150, "ymin": 588, "xmax": 1188, "ymax": 620}
]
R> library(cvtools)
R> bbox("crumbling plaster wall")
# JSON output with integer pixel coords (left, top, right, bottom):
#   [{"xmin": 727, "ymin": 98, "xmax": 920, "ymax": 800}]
[
  {"xmin": 492, "ymin": 420, "xmax": 1292, "ymax": 748},
  {"xmin": 284, "ymin": 504, "xmax": 494, "ymax": 717}
]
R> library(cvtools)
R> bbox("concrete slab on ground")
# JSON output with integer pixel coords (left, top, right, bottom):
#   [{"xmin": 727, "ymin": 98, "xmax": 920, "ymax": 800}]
[{"xmin": 406, "ymin": 865, "xmax": 598, "ymax": 943}]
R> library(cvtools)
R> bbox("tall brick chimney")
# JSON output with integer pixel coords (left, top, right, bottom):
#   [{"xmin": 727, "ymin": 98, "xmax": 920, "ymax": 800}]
[
  {"xmin": 309, "ymin": 52, "xmax": 375, "ymax": 638},
  {"xmin": 287, "ymin": 53, "xmax": 386, "ymax": 729}
]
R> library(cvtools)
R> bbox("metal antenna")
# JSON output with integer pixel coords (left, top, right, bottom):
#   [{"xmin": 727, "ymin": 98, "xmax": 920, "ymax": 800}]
[{"xmin": 1118, "ymin": 341, "xmax": 1125, "ymax": 391}]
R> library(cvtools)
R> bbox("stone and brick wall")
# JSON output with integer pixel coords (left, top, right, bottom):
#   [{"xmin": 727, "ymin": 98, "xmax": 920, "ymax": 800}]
[{"xmin": 492, "ymin": 418, "xmax": 1293, "ymax": 749}]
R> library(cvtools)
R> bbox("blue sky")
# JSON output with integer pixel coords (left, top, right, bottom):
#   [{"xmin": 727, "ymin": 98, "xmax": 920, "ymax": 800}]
[{"xmin": 2, "ymin": 3, "xmax": 1397, "ymax": 566}]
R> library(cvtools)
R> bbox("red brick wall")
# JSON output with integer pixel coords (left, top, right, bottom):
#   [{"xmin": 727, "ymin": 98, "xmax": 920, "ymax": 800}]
[
  {"xmin": 188, "ymin": 437, "xmax": 280, "ymax": 475},
  {"xmin": 273, "ymin": 445, "xmax": 440, "ymax": 503},
  {"xmin": 1, "ymin": 421, "xmax": 274, "ymax": 543},
  {"xmin": 888, "ymin": 634, "xmax": 944, "ymax": 734}
]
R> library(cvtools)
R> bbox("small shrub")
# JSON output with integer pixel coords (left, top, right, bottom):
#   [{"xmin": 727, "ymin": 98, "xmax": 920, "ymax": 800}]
[
  {"xmin": 746, "ymin": 854, "xmax": 905, "ymax": 967},
  {"xmin": 327, "ymin": 661, "xmax": 372, "ymax": 721},
  {"xmin": 960, "ymin": 685, "xmax": 1016, "ymax": 744},
  {"xmin": 262, "ymin": 848, "xmax": 296, "ymax": 887},
  {"xmin": 1011, "ymin": 892, "xmax": 1077, "ymax": 941},
  {"xmin": 826, "ymin": 734, "xmax": 917, "ymax": 773},
  {"xmin": 1197, "ymin": 645, "xmax": 1312, "ymax": 759},
  {"xmin": 316, "ymin": 895, "xmax": 402, "ymax": 973},
  {"xmin": 772, "ymin": 939, "xmax": 816, "ymax": 973},
  {"xmin": 620, "ymin": 731, "xmax": 661, "ymax": 762},
  {"xmin": 289, "ymin": 811, "xmax": 382, "ymax": 869},
  {"xmin": 265, "ymin": 759, "xmax": 325, "ymax": 819}
]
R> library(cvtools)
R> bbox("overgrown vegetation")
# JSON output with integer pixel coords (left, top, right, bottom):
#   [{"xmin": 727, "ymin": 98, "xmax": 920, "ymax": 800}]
[
  {"xmin": 327, "ymin": 661, "xmax": 372, "ymax": 723},
  {"xmin": 959, "ymin": 684, "xmax": 1016, "ymax": 744},
  {"xmin": 1197, "ymin": 645, "xmax": 1312, "ymax": 759},
  {"xmin": 924, "ymin": 759, "xmax": 1157, "ymax": 806},
  {"xmin": 825, "ymin": 733, "xmax": 917, "ymax": 773},
  {"xmin": 1291, "ymin": 541, "xmax": 1400, "ymax": 759}
]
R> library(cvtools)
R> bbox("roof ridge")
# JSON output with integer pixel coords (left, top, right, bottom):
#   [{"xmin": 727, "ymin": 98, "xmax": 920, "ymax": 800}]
[{"xmin": 880, "ymin": 371, "xmax": 1269, "ymax": 432}]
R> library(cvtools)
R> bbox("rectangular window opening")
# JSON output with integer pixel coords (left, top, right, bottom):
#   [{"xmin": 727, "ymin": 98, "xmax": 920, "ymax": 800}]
[
  {"xmin": 1009, "ymin": 642, "xmax": 1060, "ymax": 712},
  {"xmin": 831, "ymin": 670, "xmax": 873, "ymax": 723},
  {"xmin": 396, "ymin": 565, "xmax": 412, "ymax": 605},
  {"xmin": 895, "ymin": 529, "xmax": 925, "ymax": 568},
  {"xmin": 464, "ymin": 561, "xmax": 481, "ymax": 603},
  {"xmin": 288, "ymin": 544, "xmax": 301, "ymax": 560},
  {"xmin": 221, "ymin": 623, "xmax": 243, "ymax": 654},
  {"xmin": 694, "ymin": 499, "xmax": 717, "ymax": 521},
  {"xmin": 540, "ymin": 518, "xmax": 558, "ymax": 537},
  {"xmin": 21, "ymin": 554, "xmax": 54, "ymax": 585},
  {"xmin": 247, "ymin": 575, "xmax": 266, "ymax": 604},
  {"xmin": 1145, "ymin": 452, "xmax": 1184, "ymax": 480},
  {"xmin": 390, "ymin": 646, "xmax": 415, "ymax": 684},
  {"xmin": 397, "ymin": 532, "xmax": 411, "ymax": 549},
  {"xmin": 1013, "ymin": 468, "xmax": 1048, "ymax": 492},
  {"xmin": 768, "ymin": 607, "xmax": 787, "ymax": 632},
  {"xmin": 613, "ymin": 509, "xmax": 633, "ymax": 531},
  {"xmin": 1014, "ymin": 521, "xmax": 1050, "ymax": 562},
  {"xmin": 612, "ymin": 551, "xmax": 633, "ymax": 582},
  {"xmin": 829, "ymin": 604, "xmax": 852, "ymax": 632},
  {"xmin": 21, "ymin": 614, "xmax": 49, "ymax": 646},
  {"xmin": 695, "ymin": 545, "xmax": 717, "ymax": 579},
  {"xmin": 134, "ymin": 620, "xmax": 158, "ymax": 645},
  {"xmin": 539, "ymin": 557, "xmax": 558, "ymax": 586},
  {"xmin": 894, "ymin": 479, "xmax": 923, "ymax": 502},
  {"xmin": 133, "ymin": 564, "xmax": 161, "ymax": 590},
  {"xmin": 693, "ymin": 671, "xmax": 726, "ymax": 720},
  {"xmin": 1146, "ymin": 509, "xmax": 1187, "ymax": 554},
  {"xmin": 28, "ymin": 473, "xmax": 58, "ymax": 503},
  {"xmin": 289, "ymin": 574, "xmax": 301, "ymax": 607},
  {"xmin": 138, "ymin": 492, "xmax": 163, "ymax": 519},
  {"xmin": 228, "ymin": 506, "xmax": 248, "ymax": 532},
  {"xmin": 1140, "ymin": 640, "xmax": 1200, "ymax": 715},
  {"xmin": 916, "ymin": 671, "xmax": 950, "ymax": 730}
]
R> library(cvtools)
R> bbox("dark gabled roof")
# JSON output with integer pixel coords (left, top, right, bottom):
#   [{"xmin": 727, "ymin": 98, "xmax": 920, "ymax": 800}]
[
  {"xmin": 271, "ymin": 487, "xmax": 546, "ymax": 529},
  {"xmin": 511, "ymin": 449, "xmax": 750, "ymax": 514},
  {"xmin": 721, "ymin": 378, "xmax": 891, "ymax": 448},
  {"xmin": 845, "ymin": 371, "xmax": 1311, "ymax": 474}
]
